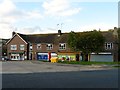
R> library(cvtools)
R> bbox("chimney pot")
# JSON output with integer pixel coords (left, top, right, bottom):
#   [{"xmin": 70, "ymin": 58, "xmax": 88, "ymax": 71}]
[
  {"xmin": 114, "ymin": 27, "xmax": 117, "ymax": 30},
  {"xmin": 12, "ymin": 31, "xmax": 16, "ymax": 36},
  {"xmin": 58, "ymin": 30, "xmax": 62, "ymax": 35}
]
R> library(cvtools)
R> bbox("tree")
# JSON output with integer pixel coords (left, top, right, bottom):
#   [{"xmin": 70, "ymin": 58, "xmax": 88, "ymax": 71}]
[
  {"xmin": 118, "ymin": 28, "xmax": 120, "ymax": 61},
  {"xmin": 68, "ymin": 31, "xmax": 105, "ymax": 61},
  {"xmin": 67, "ymin": 31, "xmax": 78, "ymax": 51}
]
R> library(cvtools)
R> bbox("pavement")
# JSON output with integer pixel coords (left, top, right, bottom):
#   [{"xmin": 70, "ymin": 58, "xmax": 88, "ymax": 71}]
[{"xmin": 1, "ymin": 60, "xmax": 115, "ymax": 74}]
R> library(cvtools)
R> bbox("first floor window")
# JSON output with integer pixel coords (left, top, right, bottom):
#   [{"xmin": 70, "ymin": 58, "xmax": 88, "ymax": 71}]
[
  {"xmin": 30, "ymin": 44, "xmax": 33, "ymax": 50},
  {"xmin": 11, "ymin": 45, "xmax": 17, "ymax": 50},
  {"xmin": 59, "ymin": 43, "xmax": 66, "ymax": 50},
  {"xmin": 20, "ymin": 45, "xmax": 25, "ymax": 50},
  {"xmin": 105, "ymin": 42, "xmax": 113, "ymax": 50},
  {"xmin": 37, "ymin": 44, "xmax": 41, "ymax": 50},
  {"xmin": 46, "ymin": 44, "xmax": 53, "ymax": 50}
]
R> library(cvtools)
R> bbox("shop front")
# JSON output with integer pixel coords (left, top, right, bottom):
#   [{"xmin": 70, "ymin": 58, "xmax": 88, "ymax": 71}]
[
  {"xmin": 37, "ymin": 53, "xmax": 48, "ymax": 61},
  {"xmin": 58, "ymin": 52, "xmax": 80, "ymax": 61},
  {"xmin": 37, "ymin": 52, "xmax": 57, "ymax": 61},
  {"xmin": 90, "ymin": 52, "xmax": 113, "ymax": 62},
  {"xmin": 9, "ymin": 52, "xmax": 25, "ymax": 60}
]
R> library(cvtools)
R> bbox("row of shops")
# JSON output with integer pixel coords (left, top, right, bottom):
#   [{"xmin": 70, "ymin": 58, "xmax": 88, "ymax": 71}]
[
  {"xmin": 9, "ymin": 52, "xmax": 79, "ymax": 61},
  {"xmin": 9, "ymin": 52, "xmax": 114, "ymax": 62}
]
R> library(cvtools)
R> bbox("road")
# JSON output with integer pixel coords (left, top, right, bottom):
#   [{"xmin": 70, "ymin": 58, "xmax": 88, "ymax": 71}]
[{"xmin": 1, "ymin": 61, "xmax": 119, "ymax": 88}]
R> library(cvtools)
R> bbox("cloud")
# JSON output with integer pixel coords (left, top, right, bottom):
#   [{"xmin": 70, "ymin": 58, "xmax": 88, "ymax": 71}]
[
  {"xmin": 0, "ymin": 0, "xmax": 17, "ymax": 23},
  {"xmin": 16, "ymin": 26, "xmax": 43, "ymax": 34},
  {"xmin": 0, "ymin": 0, "xmax": 43, "ymax": 24},
  {"xmin": 9, "ymin": 0, "xmax": 119, "ymax": 2},
  {"xmin": 0, "ymin": 0, "xmax": 16, "ymax": 16},
  {"xmin": 0, "ymin": 23, "xmax": 13, "ymax": 39},
  {"xmin": 26, "ymin": 10, "xmax": 43, "ymax": 19},
  {"xmin": 0, "ymin": 0, "xmax": 43, "ymax": 38},
  {"xmin": 78, "ymin": 23, "xmax": 117, "ymax": 32},
  {"xmin": 15, "ymin": 26, "xmax": 57, "ymax": 35},
  {"xmin": 42, "ymin": 0, "xmax": 81, "ymax": 17}
]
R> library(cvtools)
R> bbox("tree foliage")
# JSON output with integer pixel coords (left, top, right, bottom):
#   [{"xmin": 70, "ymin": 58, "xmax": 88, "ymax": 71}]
[
  {"xmin": 67, "ymin": 31, "xmax": 79, "ymax": 51},
  {"xmin": 67, "ymin": 30, "xmax": 105, "ymax": 61},
  {"xmin": 118, "ymin": 28, "xmax": 120, "ymax": 61},
  {"xmin": 77, "ymin": 31, "xmax": 105, "ymax": 54}
]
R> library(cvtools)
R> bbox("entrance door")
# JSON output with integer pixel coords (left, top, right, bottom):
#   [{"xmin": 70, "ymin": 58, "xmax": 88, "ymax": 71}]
[
  {"xmin": 76, "ymin": 54, "xmax": 79, "ymax": 61},
  {"xmin": 20, "ymin": 54, "xmax": 24, "ymax": 60},
  {"xmin": 29, "ymin": 53, "xmax": 32, "ymax": 60}
]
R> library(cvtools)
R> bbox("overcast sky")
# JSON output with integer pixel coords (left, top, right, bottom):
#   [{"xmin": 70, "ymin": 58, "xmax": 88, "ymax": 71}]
[{"xmin": 0, "ymin": 0, "xmax": 118, "ymax": 39}]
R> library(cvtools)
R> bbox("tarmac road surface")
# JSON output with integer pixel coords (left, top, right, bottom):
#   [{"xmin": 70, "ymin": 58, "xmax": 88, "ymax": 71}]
[{"xmin": 1, "ymin": 61, "xmax": 119, "ymax": 88}]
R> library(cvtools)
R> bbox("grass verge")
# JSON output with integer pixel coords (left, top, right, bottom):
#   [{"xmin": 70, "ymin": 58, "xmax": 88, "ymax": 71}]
[
  {"xmin": 57, "ymin": 60, "xmax": 120, "ymax": 65},
  {"xmin": 113, "ymin": 65, "xmax": 120, "ymax": 68}
]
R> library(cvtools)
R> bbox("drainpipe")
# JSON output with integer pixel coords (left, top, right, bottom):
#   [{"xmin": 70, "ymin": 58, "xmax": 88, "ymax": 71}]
[{"xmin": 48, "ymin": 52, "xmax": 51, "ymax": 62}]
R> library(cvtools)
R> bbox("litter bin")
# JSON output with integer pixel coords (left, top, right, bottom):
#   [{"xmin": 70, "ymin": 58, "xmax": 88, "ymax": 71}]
[{"xmin": 50, "ymin": 57, "xmax": 58, "ymax": 63}]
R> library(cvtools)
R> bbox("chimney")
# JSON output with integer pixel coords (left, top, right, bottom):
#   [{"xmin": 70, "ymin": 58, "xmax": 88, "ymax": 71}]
[
  {"xmin": 114, "ymin": 27, "xmax": 117, "ymax": 30},
  {"xmin": 58, "ymin": 30, "xmax": 62, "ymax": 36},
  {"xmin": 12, "ymin": 31, "xmax": 16, "ymax": 37},
  {"xmin": 113, "ymin": 27, "xmax": 118, "ymax": 38}
]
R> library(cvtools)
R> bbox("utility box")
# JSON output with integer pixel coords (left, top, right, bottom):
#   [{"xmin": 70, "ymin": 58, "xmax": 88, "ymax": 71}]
[{"xmin": 50, "ymin": 57, "xmax": 58, "ymax": 63}]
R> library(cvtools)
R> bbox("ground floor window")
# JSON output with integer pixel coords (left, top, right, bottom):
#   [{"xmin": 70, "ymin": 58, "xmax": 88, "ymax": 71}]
[{"xmin": 58, "ymin": 55, "xmax": 76, "ymax": 61}]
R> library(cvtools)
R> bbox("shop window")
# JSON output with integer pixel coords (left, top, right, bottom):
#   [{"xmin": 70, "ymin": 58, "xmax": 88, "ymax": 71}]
[
  {"xmin": 17, "ymin": 56, "xmax": 19, "ymax": 59},
  {"xmin": 11, "ymin": 56, "xmax": 13, "ymax": 58}
]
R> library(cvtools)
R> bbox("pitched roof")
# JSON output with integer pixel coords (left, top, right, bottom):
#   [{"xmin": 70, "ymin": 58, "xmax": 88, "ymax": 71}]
[
  {"xmin": 2, "ymin": 39, "xmax": 10, "ymax": 44},
  {"xmin": 18, "ymin": 33, "xmax": 69, "ymax": 44},
  {"xmin": 101, "ymin": 31, "xmax": 115, "ymax": 42},
  {"xmin": 8, "ymin": 30, "xmax": 116, "ymax": 45}
]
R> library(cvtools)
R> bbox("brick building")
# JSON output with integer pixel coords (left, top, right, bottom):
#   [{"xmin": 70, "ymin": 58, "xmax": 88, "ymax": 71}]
[
  {"xmin": 90, "ymin": 28, "xmax": 118, "ymax": 62},
  {"xmin": 6, "ymin": 28, "xmax": 118, "ymax": 62},
  {"xmin": 0, "ymin": 39, "xmax": 2, "ymax": 60},
  {"xmin": 6, "ymin": 31, "xmax": 80, "ymax": 61}
]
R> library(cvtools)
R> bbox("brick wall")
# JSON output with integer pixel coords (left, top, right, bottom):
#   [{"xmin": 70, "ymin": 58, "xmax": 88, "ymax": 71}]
[
  {"xmin": 0, "ymin": 39, "xmax": 2, "ymax": 60},
  {"xmin": 30, "ymin": 43, "xmax": 72, "ymax": 60},
  {"xmin": 7, "ymin": 35, "xmax": 28, "ymax": 59}
]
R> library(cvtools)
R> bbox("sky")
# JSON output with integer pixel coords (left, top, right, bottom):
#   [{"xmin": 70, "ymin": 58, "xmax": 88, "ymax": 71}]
[{"xmin": 0, "ymin": 0, "xmax": 119, "ymax": 39}]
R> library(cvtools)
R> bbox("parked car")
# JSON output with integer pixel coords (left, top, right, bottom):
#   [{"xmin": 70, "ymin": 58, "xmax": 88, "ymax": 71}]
[{"xmin": 2, "ymin": 56, "xmax": 10, "ymax": 61}]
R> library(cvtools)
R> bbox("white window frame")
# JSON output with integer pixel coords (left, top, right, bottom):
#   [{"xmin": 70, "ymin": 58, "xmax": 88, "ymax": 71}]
[
  {"xmin": 0, "ymin": 44, "xmax": 2, "ymax": 48},
  {"xmin": 105, "ymin": 42, "xmax": 113, "ymax": 50},
  {"xmin": 59, "ymin": 43, "xmax": 66, "ymax": 50},
  {"xmin": 46, "ymin": 44, "xmax": 53, "ymax": 50},
  {"xmin": 30, "ymin": 44, "xmax": 33, "ymax": 50},
  {"xmin": 20, "ymin": 44, "xmax": 25, "ymax": 50},
  {"xmin": 37, "ymin": 44, "xmax": 41, "ymax": 50},
  {"xmin": 11, "ymin": 45, "xmax": 17, "ymax": 50}
]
